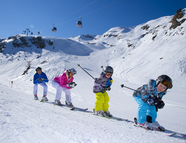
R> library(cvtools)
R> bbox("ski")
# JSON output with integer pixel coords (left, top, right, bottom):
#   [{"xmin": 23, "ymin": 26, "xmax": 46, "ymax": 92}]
[
  {"xmin": 134, "ymin": 124, "xmax": 173, "ymax": 136},
  {"xmin": 52, "ymin": 102, "xmax": 88, "ymax": 112},
  {"xmin": 54, "ymin": 103, "xmax": 66, "ymax": 106},
  {"xmin": 164, "ymin": 130, "xmax": 186, "ymax": 138},
  {"xmin": 92, "ymin": 109, "xmax": 130, "ymax": 121},
  {"xmin": 40, "ymin": 99, "xmax": 48, "ymax": 102},
  {"xmin": 134, "ymin": 118, "xmax": 186, "ymax": 138},
  {"xmin": 93, "ymin": 114, "xmax": 129, "ymax": 121},
  {"xmin": 34, "ymin": 98, "xmax": 47, "ymax": 102},
  {"xmin": 70, "ymin": 107, "xmax": 88, "ymax": 111},
  {"xmin": 104, "ymin": 116, "xmax": 126, "ymax": 121},
  {"xmin": 134, "ymin": 124, "xmax": 185, "ymax": 137}
]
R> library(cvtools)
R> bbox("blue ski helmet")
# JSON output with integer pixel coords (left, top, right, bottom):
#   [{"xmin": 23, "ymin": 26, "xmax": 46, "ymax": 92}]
[{"xmin": 104, "ymin": 66, "xmax": 113, "ymax": 73}]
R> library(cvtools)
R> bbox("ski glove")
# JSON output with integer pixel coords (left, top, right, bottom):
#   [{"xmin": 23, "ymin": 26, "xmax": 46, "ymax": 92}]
[
  {"xmin": 67, "ymin": 82, "xmax": 77, "ymax": 88},
  {"xmin": 105, "ymin": 87, "xmax": 111, "ymax": 91},
  {"xmin": 38, "ymin": 78, "xmax": 45, "ymax": 81},
  {"xmin": 154, "ymin": 98, "xmax": 165, "ymax": 109},
  {"xmin": 101, "ymin": 87, "xmax": 111, "ymax": 92}
]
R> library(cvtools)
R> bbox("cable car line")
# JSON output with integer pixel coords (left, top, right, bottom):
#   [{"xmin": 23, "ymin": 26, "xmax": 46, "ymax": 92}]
[
  {"xmin": 33, "ymin": 0, "xmax": 122, "ymax": 34},
  {"xmin": 57, "ymin": 0, "xmax": 97, "ymax": 23},
  {"xmin": 56, "ymin": 0, "xmax": 123, "ymax": 27},
  {"xmin": 33, "ymin": 0, "xmax": 97, "ymax": 33},
  {"xmin": 81, "ymin": 0, "xmax": 122, "ymax": 17}
]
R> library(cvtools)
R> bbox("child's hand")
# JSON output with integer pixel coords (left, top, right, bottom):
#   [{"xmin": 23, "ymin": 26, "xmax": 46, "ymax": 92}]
[
  {"xmin": 102, "ymin": 86, "xmax": 111, "ymax": 91},
  {"xmin": 67, "ymin": 82, "xmax": 77, "ymax": 88},
  {"xmin": 154, "ymin": 98, "xmax": 165, "ymax": 109},
  {"xmin": 38, "ymin": 78, "xmax": 42, "ymax": 81},
  {"xmin": 107, "ymin": 87, "xmax": 111, "ymax": 91},
  {"xmin": 38, "ymin": 78, "xmax": 45, "ymax": 81}
]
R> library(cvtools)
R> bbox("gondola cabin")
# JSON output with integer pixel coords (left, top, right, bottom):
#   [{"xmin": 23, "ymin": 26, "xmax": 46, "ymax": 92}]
[
  {"xmin": 52, "ymin": 26, "xmax": 57, "ymax": 32},
  {"xmin": 76, "ymin": 17, "xmax": 82, "ymax": 28},
  {"xmin": 76, "ymin": 21, "xmax": 82, "ymax": 28}
]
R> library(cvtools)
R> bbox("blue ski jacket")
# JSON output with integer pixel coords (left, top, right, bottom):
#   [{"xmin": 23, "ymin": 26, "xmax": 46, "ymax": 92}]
[
  {"xmin": 133, "ymin": 79, "xmax": 166, "ymax": 107},
  {"xmin": 33, "ymin": 72, "xmax": 48, "ymax": 84}
]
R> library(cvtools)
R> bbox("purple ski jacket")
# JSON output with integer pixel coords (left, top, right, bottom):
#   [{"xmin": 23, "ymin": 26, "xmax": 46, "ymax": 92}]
[{"xmin": 93, "ymin": 72, "xmax": 113, "ymax": 93}]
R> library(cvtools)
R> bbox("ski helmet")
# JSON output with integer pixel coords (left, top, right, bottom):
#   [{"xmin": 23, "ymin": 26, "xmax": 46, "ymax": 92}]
[
  {"xmin": 69, "ymin": 68, "xmax": 77, "ymax": 74},
  {"xmin": 36, "ymin": 67, "xmax": 42, "ymax": 72},
  {"xmin": 157, "ymin": 75, "xmax": 173, "ymax": 89},
  {"xmin": 104, "ymin": 66, "xmax": 114, "ymax": 73}
]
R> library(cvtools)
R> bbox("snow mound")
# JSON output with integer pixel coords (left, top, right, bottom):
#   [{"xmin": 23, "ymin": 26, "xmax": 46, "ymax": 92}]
[{"xmin": 50, "ymin": 38, "xmax": 93, "ymax": 56}]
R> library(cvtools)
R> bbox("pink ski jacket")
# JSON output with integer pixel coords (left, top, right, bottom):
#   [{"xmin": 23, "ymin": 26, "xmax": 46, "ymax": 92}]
[{"xmin": 54, "ymin": 70, "xmax": 74, "ymax": 89}]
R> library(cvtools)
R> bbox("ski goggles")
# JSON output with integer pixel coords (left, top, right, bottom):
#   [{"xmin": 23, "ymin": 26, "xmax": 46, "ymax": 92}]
[
  {"xmin": 105, "ymin": 73, "xmax": 112, "ymax": 76},
  {"xmin": 162, "ymin": 80, "xmax": 172, "ymax": 89}
]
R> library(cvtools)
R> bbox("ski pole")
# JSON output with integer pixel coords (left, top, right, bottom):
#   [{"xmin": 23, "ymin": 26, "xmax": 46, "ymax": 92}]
[
  {"xmin": 121, "ymin": 84, "xmax": 136, "ymax": 91},
  {"xmin": 77, "ymin": 64, "xmax": 95, "ymax": 80},
  {"xmin": 101, "ymin": 66, "xmax": 104, "ymax": 71}
]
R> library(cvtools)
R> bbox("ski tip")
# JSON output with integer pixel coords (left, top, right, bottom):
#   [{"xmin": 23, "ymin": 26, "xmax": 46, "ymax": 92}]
[
  {"xmin": 53, "ymin": 102, "xmax": 63, "ymax": 106},
  {"xmin": 166, "ymin": 133, "xmax": 176, "ymax": 136},
  {"xmin": 40, "ymin": 100, "xmax": 48, "ymax": 102},
  {"xmin": 134, "ymin": 117, "xmax": 137, "ymax": 124},
  {"xmin": 70, "ymin": 107, "xmax": 88, "ymax": 111},
  {"xmin": 70, "ymin": 107, "xmax": 76, "ymax": 110}
]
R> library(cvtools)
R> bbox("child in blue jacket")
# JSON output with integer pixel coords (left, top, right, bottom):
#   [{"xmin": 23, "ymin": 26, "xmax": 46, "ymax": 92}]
[
  {"xmin": 133, "ymin": 75, "xmax": 173, "ymax": 131},
  {"xmin": 33, "ymin": 67, "xmax": 49, "ymax": 101}
]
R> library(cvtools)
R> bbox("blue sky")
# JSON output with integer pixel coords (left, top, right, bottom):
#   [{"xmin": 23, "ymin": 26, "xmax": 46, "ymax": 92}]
[{"xmin": 0, "ymin": 0, "xmax": 186, "ymax": 38}]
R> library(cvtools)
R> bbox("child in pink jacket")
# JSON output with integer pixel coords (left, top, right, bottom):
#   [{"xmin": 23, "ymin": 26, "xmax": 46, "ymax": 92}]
[{"xmin": 52, "ymin": 68, "xmax": 77, "ymax": 107}]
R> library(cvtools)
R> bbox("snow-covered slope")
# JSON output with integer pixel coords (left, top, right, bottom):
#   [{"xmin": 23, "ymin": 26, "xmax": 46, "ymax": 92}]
[
  {"xmin": 71, "ymin": 8, "xmax": 186, "ymax": 88},
  {"xmin": 0, "ymin": 8, "xmax": 186, "ymax": 143}
]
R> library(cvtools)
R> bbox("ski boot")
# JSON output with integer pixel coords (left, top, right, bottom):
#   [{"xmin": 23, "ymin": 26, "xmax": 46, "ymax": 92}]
[
  {"xmin": 54, "ymin": 100, "xmax": 62, "ymax": 106},
  {"xmin": 134, "ymin": 117, "xmax": 153, "ymax": 130},
  {"xmin": 41, "ymin": 96, "xmax": 48, "ymax": 102},
  {"xmin": 149, "ymin": 121, "xmax": 165, "ymax": 131},
  {"xmin": 65, "ymin": 101, "xmax": 74, "ymax": 108},
  {"xmin": 93, "ymin": 109, "xmax": 106, "ymax": 117},
  {"xmin": 104, "ymin": 110, "xmax": 113, "ymax": 117},
  {"xmin": 34, "ymin": 95, "xmax": 38, "ymax": 100}
]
